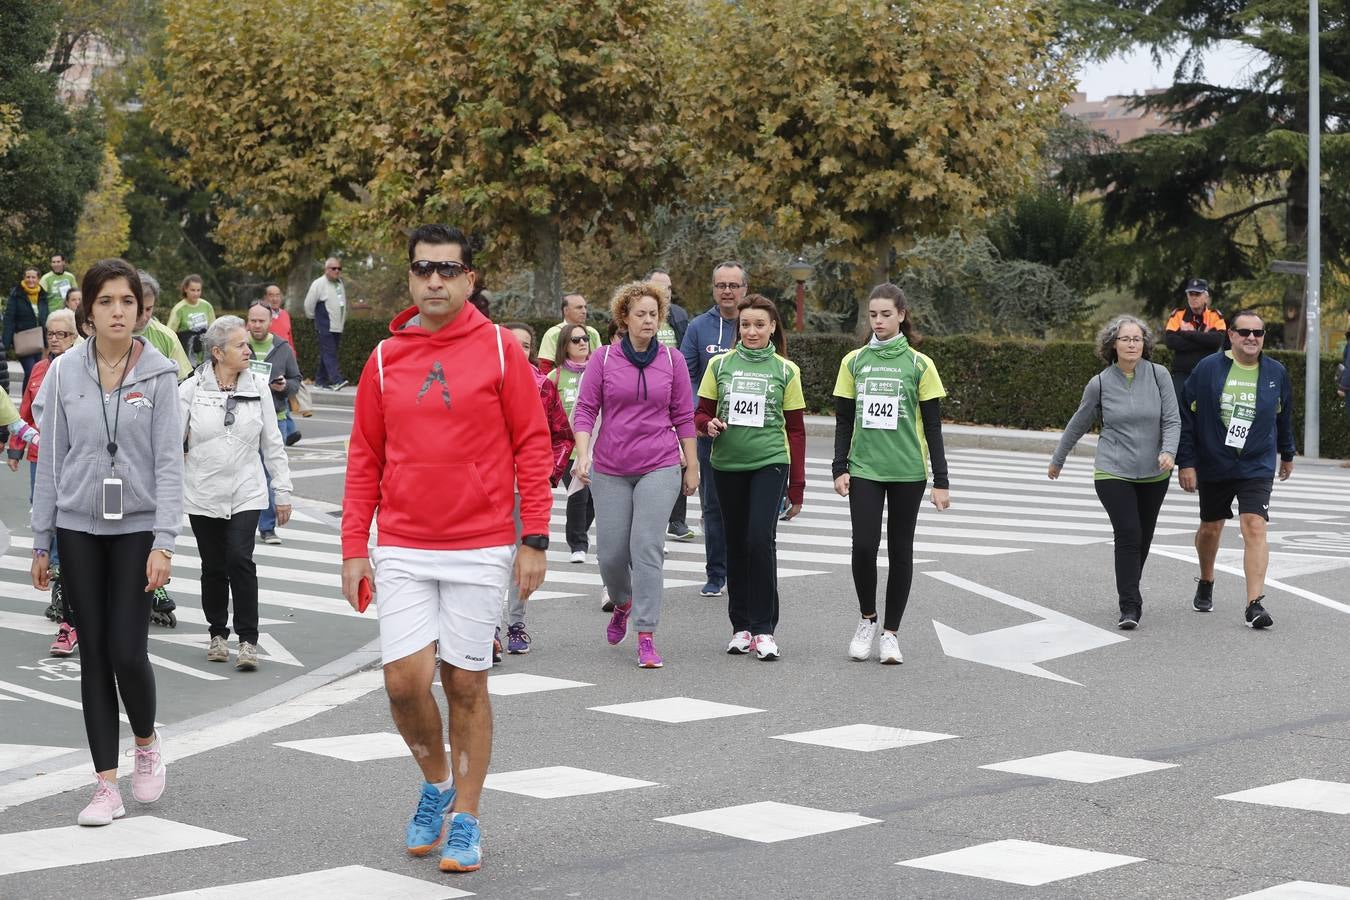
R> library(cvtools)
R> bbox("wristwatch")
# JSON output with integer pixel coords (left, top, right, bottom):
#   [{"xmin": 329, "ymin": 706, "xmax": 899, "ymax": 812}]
[
  {"xmin": 521, "ymin": 534, "xmax": 549, "ymax": 551},
  {"xmin": 154, "ymin": 548, "xmax": 175, "ymax": 558}
]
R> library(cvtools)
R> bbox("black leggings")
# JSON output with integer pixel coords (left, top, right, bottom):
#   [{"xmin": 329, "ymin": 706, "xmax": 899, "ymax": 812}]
[
  {"xmin": 562, "ymin": 460, "xmax": 595, "ymax": 552},
  {"xmin": 714, "ymin": 464, "xmax": 788, "ymax": 635},
  {"xmin": 1093, "ymin": 478, "xmax": 1170, "ymax": 613},
  {"xmin": 57, "ymin": 528, "xmax": 157, "ymax": 771},
  {"xmin": 849, "ymin": 477, "xmax": 926, "ymax": 632},
  {"xmin": 190, "ymin": 511, "xmax": 262, "ymax": 644}
]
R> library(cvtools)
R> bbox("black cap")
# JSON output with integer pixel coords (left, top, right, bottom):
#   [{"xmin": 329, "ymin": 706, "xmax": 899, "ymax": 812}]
[{"xmin": 1184, "ymin": 278, "xmax": 1209, "ymax": 293}]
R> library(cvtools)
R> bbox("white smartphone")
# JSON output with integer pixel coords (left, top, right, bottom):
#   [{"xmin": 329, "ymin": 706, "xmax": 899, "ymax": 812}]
[{"xmin": 102, "ymin": 478, "xmax": 124, "ymax": 520}]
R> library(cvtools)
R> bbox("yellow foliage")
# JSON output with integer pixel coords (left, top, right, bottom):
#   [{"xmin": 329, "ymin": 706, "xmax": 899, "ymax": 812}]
[{"xmin": 74, "ymin": 144, "xmax": 131, "ymax": 265}]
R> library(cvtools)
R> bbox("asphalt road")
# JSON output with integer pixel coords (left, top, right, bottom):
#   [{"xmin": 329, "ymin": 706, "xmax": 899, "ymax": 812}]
[{"xmin": 2, "ymin": 394, "xmax": 1349, "ymax": 899}]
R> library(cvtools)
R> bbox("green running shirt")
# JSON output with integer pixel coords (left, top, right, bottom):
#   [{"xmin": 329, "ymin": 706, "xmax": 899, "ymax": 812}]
[
  {"xmin": 833, "ymin": 339, "xmax": 945, "ymax": 482},
  {"xmin": 697, "ymin": 345, "xmax": 805, "ymax": 471}
]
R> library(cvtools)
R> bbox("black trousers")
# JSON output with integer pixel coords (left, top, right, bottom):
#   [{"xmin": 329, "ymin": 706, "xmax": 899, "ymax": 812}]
[
  {"xmin": 1093, "ymin": 478, "xmax": 1170, "ymax": 614},
  {"xmin": 562, "ymin": 460, "xmax": 595, "ymax": 552},
  {"xmin": 848, "ymin": 477, "xmax": 926, "ymax": 632},
  {"xmin": 57, "ymin": 528, "xmax": 157, "ymax": 771},
  {"xmin": 714, "ymin": 464, "xmax": 787, "ymax": 635},
  {"xmin": 189, "ymin": 511, "xmax": 262, "ymax": 644}
]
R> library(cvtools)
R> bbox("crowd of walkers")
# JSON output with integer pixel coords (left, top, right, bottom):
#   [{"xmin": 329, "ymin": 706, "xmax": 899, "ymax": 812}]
[{"xmin": 1, "ymin": 239, "xmax": 1307, "ymax": 880}]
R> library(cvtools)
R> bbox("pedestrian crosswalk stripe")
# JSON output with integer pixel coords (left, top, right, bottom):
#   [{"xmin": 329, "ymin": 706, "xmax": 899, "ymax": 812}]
[
  {"xmin": 1226, "ymin": 881, "xmax": 1350, "ymax": 899},
  {"xmin": 979, "ymin": 750, "xmax": 1177, "ymax": 783},
  {"xmin": 897, "ymin": 838, "xmax": 1143, "ymax": 886},
  {"xmin": 657, "ymin": 801, "xmax": 880, "ymax": 843},
  {"xmin": 0, "ymin": 743, "xmax": 76, "ymax": 774},
  {"xmin": 0, "ymin": 815, "xmax": 245, "ymax": 876},
  {"xmin": 136, "ymin": 865, "xmax": 473, "ymax": 899},
  {"xmin": 485, "ymin": 766, "xmax": 658, "ymax": 798}
]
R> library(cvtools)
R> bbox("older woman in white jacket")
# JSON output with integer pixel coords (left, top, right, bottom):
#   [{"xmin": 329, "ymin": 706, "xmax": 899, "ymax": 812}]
[{"xmin": 181, "ymin": 316, "xmax": 293, "ymax": 671}]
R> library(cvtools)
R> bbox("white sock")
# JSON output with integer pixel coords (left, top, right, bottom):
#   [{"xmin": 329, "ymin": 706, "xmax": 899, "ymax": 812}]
[{"xmin": 432, "ymin": 777, "xmax": 454, "ymax": 794}]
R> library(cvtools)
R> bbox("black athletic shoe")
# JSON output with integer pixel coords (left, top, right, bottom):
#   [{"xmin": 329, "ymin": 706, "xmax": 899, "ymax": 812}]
[
  {"xmin": 284, "ymin": 430, "xmax": 302, "ymax": 446},
  {"xmin": 1245, "ymin": 597, "xmax": 1273, "ymax": 629},
  {"xmin": 1117, "ymin": 609, "xmax": 1139, "ymax": 630},
  {"xmin": 1192, "ymin": 578, "xmax": 1214, "ymax": 612}
]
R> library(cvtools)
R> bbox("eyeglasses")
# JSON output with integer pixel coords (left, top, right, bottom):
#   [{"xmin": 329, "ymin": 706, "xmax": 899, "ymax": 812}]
[
  {"xmin": 326, "ymin": 265, "xmax": 342, "ymax": 271},
  {"xmin": 569, "ymin": 335, "xmax": 588, "ymax": 344},
  {"xmin": 410, "ymin": 260, "xmax": 472, "ymax": 279},
  {"xmin": 46, "ymin": 330, "xmax": 74, "ymax": 340},
  {"xmin": 714, "ymin": 282, "xmax": 744, "ymax": 291},
  {"xmin": 1233, "ymin": 328, "xmax": 1265, "ymax": 338},
  {"xmin": 1115, "ymin": 336, "xmax": 1144, "ymax": 344}
]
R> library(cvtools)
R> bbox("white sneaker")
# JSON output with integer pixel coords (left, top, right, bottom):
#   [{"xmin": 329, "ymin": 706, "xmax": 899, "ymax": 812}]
[
  {"xmin": 848, "ymin": 619, "xmax": 878, "ymax": 661},
  {"xmin": 751, "ymin": 633, "xmax": 779, "ymax": 660},
  {"xmin": 878, "ymin": 631, "xmax": 903, "ymax": 665},
  {"xmin": 570, "ymin": 550, "xmax": 586, "ymax": 564},
  {"xmin": 726, "ymin": 630, "xmax": 752, "ymax": 654}
]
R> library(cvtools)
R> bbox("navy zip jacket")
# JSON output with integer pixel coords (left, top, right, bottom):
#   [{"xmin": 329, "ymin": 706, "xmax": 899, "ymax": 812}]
[
  {"xmin": 679, "ymin": 305, "xmax": 739, "ymax": 387},
  {"xmin": 1177, "ymin": 351, "xmax": 1296, "ymax": 481}
]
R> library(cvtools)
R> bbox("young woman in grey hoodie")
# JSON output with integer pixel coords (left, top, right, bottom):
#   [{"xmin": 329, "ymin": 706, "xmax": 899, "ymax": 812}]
[
  {"xmin": 30, "ymin": 259, "xmax": 184, "ymax": 826},
  {"xmin": 1049, "ymin": 315, "xmax": 1180, "ymax": 630}
]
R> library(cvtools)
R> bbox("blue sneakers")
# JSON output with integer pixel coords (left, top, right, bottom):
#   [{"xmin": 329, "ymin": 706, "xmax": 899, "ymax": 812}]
[
  {"xmin": 439, "ymin": 812, "xmax": 483, "ymax": 872},
  {"xmin": 406, "ymin": 781, "xmax": 456, "ymax": 856}
]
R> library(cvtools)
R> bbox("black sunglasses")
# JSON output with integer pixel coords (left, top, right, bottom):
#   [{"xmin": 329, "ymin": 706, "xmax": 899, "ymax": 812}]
[
  {"xmin": 410, "ymin": 260, "xmax": 472, "ymax": 279},
  {"xmin": 568, "ymin": 335, "xmax": 588, "ymax": 344},
  {"xmin": 223, "ymin": 394, "xmax": 260, "ymax": 427},
  {"xmin": 1232, "ymin": 328, "xmax": 1265, "ymax": 338}
]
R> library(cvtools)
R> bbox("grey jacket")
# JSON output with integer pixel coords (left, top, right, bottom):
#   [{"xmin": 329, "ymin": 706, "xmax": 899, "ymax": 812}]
[
  {"xmin": 1052, "ymin": 361, "xmax": 1180, "ymax": 479},
  {"xmin": 31, "ymin": 338, "xmax": 184, "ymax": 551},
  {"xmin": 254, "ymin": 335, "xmax": 301, "ymax": 413}
]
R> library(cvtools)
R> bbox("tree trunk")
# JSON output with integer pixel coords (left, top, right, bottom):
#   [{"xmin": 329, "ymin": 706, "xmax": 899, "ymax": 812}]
[
  {"xmin": 529, "ymin": 216, "xmax": 563, "ymax": 317},
  {"xmin": 872, "ymin": 233, "xmax": 892, "ymax": 286},
  {"xmin": 285, "ymin": 250, "xmax": 315, "ymax": 321},
  {"xmin": 1284, "ymin": 165, "xmax": 1308, "ymax": 349}
]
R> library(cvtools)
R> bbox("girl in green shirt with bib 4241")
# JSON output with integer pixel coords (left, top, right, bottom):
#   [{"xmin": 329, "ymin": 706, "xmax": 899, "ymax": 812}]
[
  {"xmin": 696, "ymin": 295, "xmax": 806, "ymax": 662},
  {"xmin": 832, "ymin": 283, "xmax": 950, "ymax": 666}
]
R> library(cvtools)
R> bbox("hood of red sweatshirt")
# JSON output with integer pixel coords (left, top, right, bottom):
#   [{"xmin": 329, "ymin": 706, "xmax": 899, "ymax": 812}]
[{"xmin": 388, "ymin": 302, "xmax": 494, "ymax": 341}]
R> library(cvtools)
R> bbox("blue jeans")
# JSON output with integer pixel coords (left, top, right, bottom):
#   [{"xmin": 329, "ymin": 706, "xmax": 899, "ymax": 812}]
[
  {"xmin": 313, "ymin": 303, "xmax": 342, "ymax": 386},
  {"xmin": 259, "ymin": 413, "xmax": 297, "ymax": 534},
  {"xmin": 696, "ymin": 436, "xmax": 726, "ymax": 584}
]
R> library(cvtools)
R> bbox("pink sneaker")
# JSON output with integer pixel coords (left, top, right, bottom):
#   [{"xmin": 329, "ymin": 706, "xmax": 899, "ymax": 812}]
[
  {"xmin": 636, "ymin": 632, "xmax": 663, "ymax": 668},
  {"xmin": 78, "ymin": 777, "xmax": 125, "ymax": 826},
  {"xmin": 50, "ymin": 623, "xmax": 78, "ymax": 657},
  {"xmin": 606, "ymin": 601, "xmax": 632, "ymax": 645},
  {"xmin": 129, "ymin": 736, "xmax": 166, "ymax": 803}
]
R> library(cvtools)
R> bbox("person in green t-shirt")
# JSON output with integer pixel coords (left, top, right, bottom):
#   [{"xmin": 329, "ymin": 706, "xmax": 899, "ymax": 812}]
[
  {"xmin": 695, "ymin": 294, "xmax": 805, "ymax": 661},
  {"xmin": 1048, "ymin": 315, "xmax": 1180, "ymax": 630},
  {"xmin": 548, "ymin": 322, "xmax": 596, "ymax": 563},
  {"xmin": 832, "ymin": 283, "xmax": 951, "ymax": 666},
  {"xmin": 165, "ymin": 274, "xmax": 216, "ymax": 367},
  {"xmin": 40, "ymin": 254, "xmax": 78, "ymax": 314},
  {"xmin": 537, "ymin": 293, "xmax": 602, "ymax": 373}
]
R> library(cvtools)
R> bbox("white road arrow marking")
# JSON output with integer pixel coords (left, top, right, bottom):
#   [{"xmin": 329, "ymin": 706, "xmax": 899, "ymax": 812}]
[
  {"xmin": 926, "ymin": 571, "xmax": 1128, "ymax": 685},
  {"xmin": 256, "ymin": 633, "xmax": 304, "ymax": 668}
]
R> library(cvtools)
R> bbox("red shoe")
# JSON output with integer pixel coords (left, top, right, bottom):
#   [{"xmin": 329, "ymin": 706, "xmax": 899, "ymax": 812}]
[{"xmin": 50, "ymin": 623, "xmax": 78, "ymax": 657}]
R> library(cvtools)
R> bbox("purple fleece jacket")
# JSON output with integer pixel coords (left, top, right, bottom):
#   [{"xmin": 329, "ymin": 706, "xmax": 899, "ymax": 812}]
[{"xmin": 571, "ymin": 343, "xmax": 695, "ymax": 476}]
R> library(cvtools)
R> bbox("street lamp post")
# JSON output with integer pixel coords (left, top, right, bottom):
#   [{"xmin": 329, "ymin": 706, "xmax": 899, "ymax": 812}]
[
  {"xmin": 1306, "ymin": 0, "xmax": 1322, "ymax": 459},
  {"xmin": 788, "ymin": 257, "xmax": 814, "ymax": 333}
]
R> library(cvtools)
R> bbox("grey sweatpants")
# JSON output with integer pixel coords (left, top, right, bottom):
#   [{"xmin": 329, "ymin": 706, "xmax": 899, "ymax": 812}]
[
  {"xmin": 502, "ymin": 496, "xmax": 524, "ymax": 626},
  {"xmin": 590, "ymin": 465, "xmax": 681, "ymax": 631}
]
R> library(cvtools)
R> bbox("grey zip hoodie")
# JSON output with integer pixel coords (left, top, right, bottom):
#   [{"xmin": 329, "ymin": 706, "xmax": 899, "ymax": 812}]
[
  {"xmin": 1052, "ymin": 361, "xmax": 1180, "ymax": 479},
  {"xmin": 31, "ymin": 337, "xmax": 184, "ymax": 552}
]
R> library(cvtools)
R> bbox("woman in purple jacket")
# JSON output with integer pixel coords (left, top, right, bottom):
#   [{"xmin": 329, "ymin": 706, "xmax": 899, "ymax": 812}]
[{"xmin": 573, "ymin": 280, "xmax": 699, "ymax": 668}]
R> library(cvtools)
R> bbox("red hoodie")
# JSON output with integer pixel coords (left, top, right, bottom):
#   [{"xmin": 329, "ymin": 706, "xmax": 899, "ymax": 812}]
[{"xmin": 342, "ymin": 304, "xmax": 553, "ymax": 558}]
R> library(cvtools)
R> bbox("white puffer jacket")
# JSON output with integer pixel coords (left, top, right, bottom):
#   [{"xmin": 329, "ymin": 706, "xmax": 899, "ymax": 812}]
[{"xmin": 180, "ymin": 364, "xmax": 293, "ymax": 518}]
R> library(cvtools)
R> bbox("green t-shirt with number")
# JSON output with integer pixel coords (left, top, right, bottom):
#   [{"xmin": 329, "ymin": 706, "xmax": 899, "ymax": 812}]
[
  {"xmin": 166, "ymin": 298, "xmax": 216, "ymax": 333},
  {"xmin": 833, "ymin": 336, "xmax": 946, "ymax": 482},
  {"xmin": 548, "ymin": 364, "xmax": 586, "ymax": 460},
  {"xmin": 1220, "ymin": 355, "xmax": 1260, "ymax": 434},
  {"xmin": 697, "ymin": 344, "xmax": 805, "ymax": 471},
  {"xmin": 39, "ymin": 271, "xmax": 77, "ymax": 313}
]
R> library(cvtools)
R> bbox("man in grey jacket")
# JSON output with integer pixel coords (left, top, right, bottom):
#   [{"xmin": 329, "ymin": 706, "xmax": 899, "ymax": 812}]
[
  {"xmin": 246, "ymin": 302, "xmax": 301, "ymax": 544},
  {"xmin": 303, "ymin": 256, "xmax": 348, "ymax": 389}
]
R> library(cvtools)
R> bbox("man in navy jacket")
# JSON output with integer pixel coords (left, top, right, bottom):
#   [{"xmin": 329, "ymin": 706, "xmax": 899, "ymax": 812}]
[{"xmin": 1177, "ymin": 310, "xmax": 1296, "ymax": 629}]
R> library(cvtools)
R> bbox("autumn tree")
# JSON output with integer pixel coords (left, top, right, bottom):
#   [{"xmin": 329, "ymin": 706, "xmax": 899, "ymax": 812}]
[
  {"xmin": 358, "ymin": 0, "xmax": 681, "ymax": 313},
  {"xmin": 0, "ymin": 0, "xmax": 100, "ymax": 281},
  {"xmin": 1061, "ymin": 0, "xmax": 1350, "ymax": 344},
  {"xmin": 73, "ymin": 143, "xmax": 132, "ymax": 264},
  {"xmin": 675, "ymin": 0, "xmax": 1074, "ymax": 286},
  {"xmin": 152, "ymin": 0, "xmax": 377, "ymax": 300}
]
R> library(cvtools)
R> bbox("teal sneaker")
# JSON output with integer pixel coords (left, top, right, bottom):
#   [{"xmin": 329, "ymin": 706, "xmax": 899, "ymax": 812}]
[
  {"xmin": 406, "ymin": 782, "xmax": 455, "ymax": 856},
  {"xmin": 439, "ymin": 812, "xmax": 482, "ymax": 872}
]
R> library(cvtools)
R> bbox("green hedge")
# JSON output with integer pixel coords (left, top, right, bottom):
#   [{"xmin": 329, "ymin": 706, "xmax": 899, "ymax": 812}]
[{"xmin": 297, "ymin": 314, "xmax": 1350, "ymax": 459}]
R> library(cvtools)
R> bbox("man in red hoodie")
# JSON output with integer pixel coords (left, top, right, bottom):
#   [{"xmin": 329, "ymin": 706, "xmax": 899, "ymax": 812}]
[{"xmin": 341, "ymin": 224, "xmax": 553, "ymax": 874}]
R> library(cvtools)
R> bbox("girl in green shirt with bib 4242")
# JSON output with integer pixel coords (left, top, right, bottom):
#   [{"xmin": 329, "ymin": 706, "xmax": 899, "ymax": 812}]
[
  {"xmin": 696, "ymin": 295, "xmax": 806, "ymax": 662},
  {"xmin": 832, "ymin": 283, "xmax": 950, "ymax": 666}
]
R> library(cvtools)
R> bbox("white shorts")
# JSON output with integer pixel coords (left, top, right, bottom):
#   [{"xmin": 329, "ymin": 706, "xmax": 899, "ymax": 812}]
[{"xmin": 372, "ymin": 544, "xmax": 513, "ymax": 670}]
